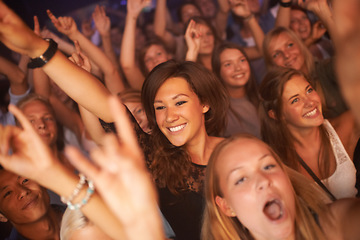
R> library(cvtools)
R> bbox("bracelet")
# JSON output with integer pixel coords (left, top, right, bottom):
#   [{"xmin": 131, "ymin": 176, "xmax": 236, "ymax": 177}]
[
  {"xmin": 61, "ymin": 174, "xmax": 86, "ymax": 204},
  {"xmin": 67, "ymin": 179, "xmax": 95, "ymax": 210},
  {"xmin": 279, "ymin": 1, "xmax": 292, "ymax": 8},
  {"xmin": 27, "ymin": 38, "xmax": 58, "ymax": 69}
]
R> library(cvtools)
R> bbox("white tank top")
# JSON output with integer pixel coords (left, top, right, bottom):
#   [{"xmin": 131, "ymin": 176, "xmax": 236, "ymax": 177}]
[{"xmin": 321, "ymin": 120, "xmax": 357, "ymax": 198}]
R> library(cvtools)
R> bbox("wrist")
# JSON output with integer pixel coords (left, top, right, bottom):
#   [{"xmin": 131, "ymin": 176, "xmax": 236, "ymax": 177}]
[
  {"xmin": 243, "ymin": 14, "xmax": 255, "ymax": 22},
  {"xmin": 29, "ymin": 38, "xmax": 50, "ymax": 59},
  {"xmin": 279, "ymin": 0, "xmax": 292, "ymax": 8}
]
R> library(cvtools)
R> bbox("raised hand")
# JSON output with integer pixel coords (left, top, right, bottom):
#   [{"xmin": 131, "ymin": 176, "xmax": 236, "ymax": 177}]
[
  {"xmin": 66, "ymin": 96, "xmax": 164, "ymax": 239},
  {"xmin": 92, "ymin": 5, "xmax": 111, "ymax": 36},
  {"xmin": 127, "ymin": 0, "xmax": 152, "ymax": 18},
  {"xmin": 229, "ymin": 0, "xmax": 252, "ymax": 18},
  {"xmin": 0, "ymin": 1, "xmax": 47, "ymax": 58},
  {"xmin": 81, "ymin": 18, "xmax": 95, "ymax": 38},
  {"xmin": 185, "ymin": 19, "xmax": 202, "ymax": 56},
  {"xmin": 68, "ymin": 41, "xmax": 92, "ymax": 72},
  {"xmin": 297, "ymin": 0, "xmax": 328, "ymax": 15},
  {"xmin": 47, "ymin": 10, "xmax": 78, "ymax": 37},
  {"xmin": 0, "ymin": 105, "xmax": 59, "ymax": 183}
]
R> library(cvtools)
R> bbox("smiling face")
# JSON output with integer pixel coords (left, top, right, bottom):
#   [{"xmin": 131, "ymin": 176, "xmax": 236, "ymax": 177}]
[
  {"xmin": 153, "ymin": 77, "xmax": 209, "ymax": 147},
  {"xmin": 0, "ymin": 170, "xmax": 50, "ymax": 225},
  {"xmin": 269, "ymin": 32, "xmax": 305, "ymax": 71},
  {"xmin": 290, "ymin": 9, "xmax": 311, "ymax": 41},
  {"xmin": 219, "ymin": 48, "xmax": 251, "ymax": 90},
  {"xmin": 198, "ymin": 23, "xmax": 215, "ymax": 55},
  {"xmin": 215, "ymin": 138, "xmax": 296, "ymax": 240},
  {"xmin": 144, "ymin": 44, "xmax": 170, "ymax": 73},
  {"xmin": 281, "ymin": 75, "xmax": 324, "ymax": 132},
  {"xmin": 21, "ymin": 100, "xmax": 58, "ymax": 147}
]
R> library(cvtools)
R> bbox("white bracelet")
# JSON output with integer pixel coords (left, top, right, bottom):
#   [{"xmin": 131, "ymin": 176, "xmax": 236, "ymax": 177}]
[{"xmin": 61, "ymin": 174, "xmax": 86, "ymax": 204}]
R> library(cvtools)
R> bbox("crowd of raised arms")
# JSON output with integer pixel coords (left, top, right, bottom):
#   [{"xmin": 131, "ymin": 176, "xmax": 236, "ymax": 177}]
[{"xmin": 1, "ymin": 0, "xmax": 360, "ymax": 239}]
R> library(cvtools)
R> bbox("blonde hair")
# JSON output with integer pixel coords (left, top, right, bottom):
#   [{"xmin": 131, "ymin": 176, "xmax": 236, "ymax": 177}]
[
  {"xmin": 202, "ymin": 134, "xmax": 328, "ymax": 240},
  {"xmin": 60, "ymin": 208, "xmax": 90, "ymax": 240},
  {"xmin": 263, "ymin": 27, "xmax": 315, "ymax": 75}
]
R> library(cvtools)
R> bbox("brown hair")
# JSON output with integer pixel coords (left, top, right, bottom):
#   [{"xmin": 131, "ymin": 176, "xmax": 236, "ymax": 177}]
[
  {"xmin": 259, "ymin": 68, "xmax": 332, "ymax": 179},
  {"xmin": 202, "ymin": 134, "xmax": 327, "ymax": 240},
  {"xmin": 212, "ymin": 42, "xmax": 260, "ymax": 108},
  {"xmin": 141, "ymin": 60, "xmax": 229, "ymax": 194}
]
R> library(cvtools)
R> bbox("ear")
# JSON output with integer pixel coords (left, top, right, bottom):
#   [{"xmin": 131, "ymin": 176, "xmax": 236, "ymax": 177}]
[
  {"xmin": 202, "ymin": 104, "xmax": 210, "ymax": 114},
  {"xmin": 267, "ymin": 109, "xmax": 277, "ymax": 120},
  {"xmin": 0, "ymin": 213, "xmax": 8, "ymax": 222},
  {"xmin": 215, "ymin": 196, "xmax": 236, "ymax": 217}
]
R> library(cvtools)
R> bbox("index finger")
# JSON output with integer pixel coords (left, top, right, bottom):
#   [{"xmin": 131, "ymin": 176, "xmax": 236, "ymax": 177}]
[
  {"xmin": 46, "ymin": 9, "xmax": 58, "ymax": 23},
  {"xmin": 33, "ymin": 16, "xmax": 40, "ymax": 35},
  {"xmin": 109, "ymin": 96, "xmax": 141, "ymax": 155},
  {"xmin": 8, "ymin": 105, "xmax": 39, "ymax": 135}
]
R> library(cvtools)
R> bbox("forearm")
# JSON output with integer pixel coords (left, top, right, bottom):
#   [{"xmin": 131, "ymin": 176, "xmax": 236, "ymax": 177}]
[
  {"xmin": 40, "ymin": 162, "xmax": 127, "ymax": 239},
  {"xmin": 246, "ymin": 16, "xmax": 264, "ymax": 54},
  {"xmin": 154, "ymin": 0, "xmax": 167, "ymax": 38},
  {"xmin": 100, "ymin": 34, "xmax": 120, "ymax": 70},
  {"xmin": 40, "ymin": 49, "xmax": 113, "ymax": 122},
  {"xmin": 33, "ymin": 68, "xmax": 51, "ymax": 98},
  {"xmin": 275, "ymin": 1, "xmax": 291, "ymax": 27},
  {"xmin": 0, "ymin": 56, "xmax": 28, "ymax": 95}
]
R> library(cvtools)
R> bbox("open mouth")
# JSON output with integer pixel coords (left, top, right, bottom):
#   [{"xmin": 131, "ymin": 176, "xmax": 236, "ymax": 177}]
[
  {"xmin": 263, "ymin": 199, "xmax": 283, "ymax": 221},
  {"xmin": 168, "ymin": 123, "xmax": 187, "ymax": 133},
  {"xmin": 303, "ymin": 108, "xmax": 318, "ymax": 118}
]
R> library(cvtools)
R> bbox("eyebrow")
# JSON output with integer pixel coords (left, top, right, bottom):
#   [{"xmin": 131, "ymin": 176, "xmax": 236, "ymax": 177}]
[
  {"xmin": 288, "ymin": 84, "xmax": 311, "ymax": 101},
  {"xmin": 226, "ymin": 153, "xmax": 271, "ymax": 181},
  {"xmin": 154, "ymin": 93, "xmax": 189, "ymax": 103}
]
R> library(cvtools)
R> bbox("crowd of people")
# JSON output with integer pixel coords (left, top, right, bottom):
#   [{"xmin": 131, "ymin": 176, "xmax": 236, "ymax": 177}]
[{"xmin": 1, "ymin": 0, "xmax": 360, "ymax": 239}]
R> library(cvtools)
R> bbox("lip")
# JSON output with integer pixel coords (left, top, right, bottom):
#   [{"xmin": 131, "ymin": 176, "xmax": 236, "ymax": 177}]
[
  {"xmin": 232, "ymin": 73, "xmax": 245, "ymax": 79},
  {"xmin": 302, "ymin": 107, "xmax": 321, "ymax": 118},
  {"xmin": 167, "ymin": 123, "xmax": 187, "ymax": 133},
  {"xmin": 22, "ymin": 195, "xmax": 39, "ymax": 210},
  {"xmin": 262, "ymin": 195, "xmax": 288, "ymax": 223}
]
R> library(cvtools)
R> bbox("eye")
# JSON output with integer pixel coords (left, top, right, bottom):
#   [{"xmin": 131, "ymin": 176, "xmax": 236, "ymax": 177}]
[
  {"xmin": 29, "ymin": 119, "xmax": 35, "ymax": 124},
  {"xmin": 136, "ymin": 108, "xmax": 143, "ymax": 114},
  {"xmin": 287, "ymin": 42, "xmax": 294, "ymax": 48},
  {"xmin": 3, "ymin": 191, "xmax": 11, "ymax": 199},
  {"xmin": 175, "ymin": 101, "xmax": 187, "ymax": 106},
  {"xmin": 272, "ymin": 52, "xmax": 279, "ymax": 59},
  {"xmin": 22, "ymin": 179, "xmax": 29, "ymax": 184},
  {"xmin": 240, "ymin": 58, "xmax": 247, "ymax": 63},
  {"xmin": 235, "ymin": 177, "xmax": 246, "ymax": 185},
  {"xmin": 291, "ymin": 98, "xmax": 299, "ymax": 104},
  {"xmin": 307, "ymin": 87, "xmax": 314, "ymax": 94},
  {"xmin": 264, "ymin": 164, "xmax": 276, "ymax": 170},
  {"xmin": 223, "ymin": 62, "xmax": 231, "ymax": 67},
  {"xmin": 155, "ymin": 106, "xmax": 165, "ymax": 111},
  {"xmin": 44, "ymin": 116, "xmax": 54, "ymax": 122},
  {"xmin": 156, "ymin": 51, "xmax": 162, "ymax": 56}
]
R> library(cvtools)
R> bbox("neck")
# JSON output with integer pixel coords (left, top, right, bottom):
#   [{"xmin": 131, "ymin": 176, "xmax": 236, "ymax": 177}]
[
  {"xmin": 186, "ymin": 131, "xmax": 223, "ymax": 166},
  {"xmin": 199, "ymin": 54, "xmax": 212, "ymax": 71},
  {"xmin": 289, "ymin": 126, "xmax": 321, "ymax": 149},
  {"xmin": 227, "ymin": 86, "xmax": 246, "ymax": 99},
  {"xmin": 13, "ymin": 208, "xmax": 60, "ymax": 240}
]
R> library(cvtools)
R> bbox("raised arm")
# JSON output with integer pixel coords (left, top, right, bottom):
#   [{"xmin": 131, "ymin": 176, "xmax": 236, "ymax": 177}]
[
  {"xmin": 153, "ymin": 0, "xmax": 176, "ymax": 50},
  {"xmin": 0, "ymin": 2, "xmax": 113, "ymax": 122},
  {"xmin": 0, "ymin": 56, "xmax": 27, "ymax": 95},
  {"xmin": 229, "ymin": 0, "xmax": 264, "ymax": 59},
  {"xmin": 275, "ymin": 0, "xmax": 292, "ymax": 27},
  {"xmin": 120, "ymin": 0, "xmax": 151, "ymax": 90},
  {"xmin": 332, "ymin": 0, "xmax": 360, "ymax": 125},
  {"xmin": 215, "ymin": 0, "xmax": 231, "ymax": 39},
  {"xmin": 47, "ymin": 10, "xmax": 125, "ymax": 95},
  {"xmin": 92, "ymin": 5, "xmax": 120, "ymax": 72},
  {"xmin": 184, "ymin": 20, "xmax": 202, "ymax": 62},
  {"xmin": 0, "ymin": 105, "xmax": 126, "ymax": 239}
]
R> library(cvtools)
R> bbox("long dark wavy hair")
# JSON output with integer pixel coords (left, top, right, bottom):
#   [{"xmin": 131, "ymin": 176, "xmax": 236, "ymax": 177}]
[{"xmin": 141, "ymin": 60, "xmax": 229, "ymax": 194}]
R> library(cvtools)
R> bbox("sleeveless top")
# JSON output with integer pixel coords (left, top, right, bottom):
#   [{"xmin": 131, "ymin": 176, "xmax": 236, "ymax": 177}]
[{"xmin": 321, "ymin": 120, "xmax": 357, "ymax": 198}]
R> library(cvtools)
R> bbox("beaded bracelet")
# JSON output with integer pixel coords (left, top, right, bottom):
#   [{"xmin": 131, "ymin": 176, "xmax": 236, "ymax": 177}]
[
  {"xmin": 61, "ymin": 174, "xmax": 86, "ymax": 204},
  {"xmin": 67, "ymin": 180, "xmax": 95, "ymax": 210}
]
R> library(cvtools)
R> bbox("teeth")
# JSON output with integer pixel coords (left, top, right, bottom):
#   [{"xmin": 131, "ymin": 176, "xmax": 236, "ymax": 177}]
[
  {"xmin": 169, "ymin": 124, "xmax": 186, "ymax": 132},
  {"xmin": 304, "ymin": 108, "xmax": 317, "ymax": 117},
  {"xmin": 234, "ymin": 73, "xmax": 244, "ymax": 79}
]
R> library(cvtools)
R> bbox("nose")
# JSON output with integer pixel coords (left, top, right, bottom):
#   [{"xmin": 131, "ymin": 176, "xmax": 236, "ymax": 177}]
[
  {"xmin": 256, "ymin": 172, "xmax": 271, "ymax": 191},
  {"xmin": 283, "ymin": 49, "xmax": 290, "ymax": 59},
  {"xmin": 235, "ymin": 62, "xmax": 243, "ymax": 71},
  {"xmin": 17, "ymin": 186, "xmax": 30, "ymax": 200},
  {"xmin": 166, "ymin": 107, "xmax": 179, "ymax": 123},
  {"xmin": 34, "ymin": 119, "xmax": 45, "ymax": 129},
  {"xmin": 303, "ymin": 96, "xmax": 315, "ymax": 108}
]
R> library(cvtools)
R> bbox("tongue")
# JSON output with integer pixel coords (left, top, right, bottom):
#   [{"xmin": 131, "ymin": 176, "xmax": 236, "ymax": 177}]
[{"xmin": 263, "ymin": 201, "xmax": 282, "ymax": 220}]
